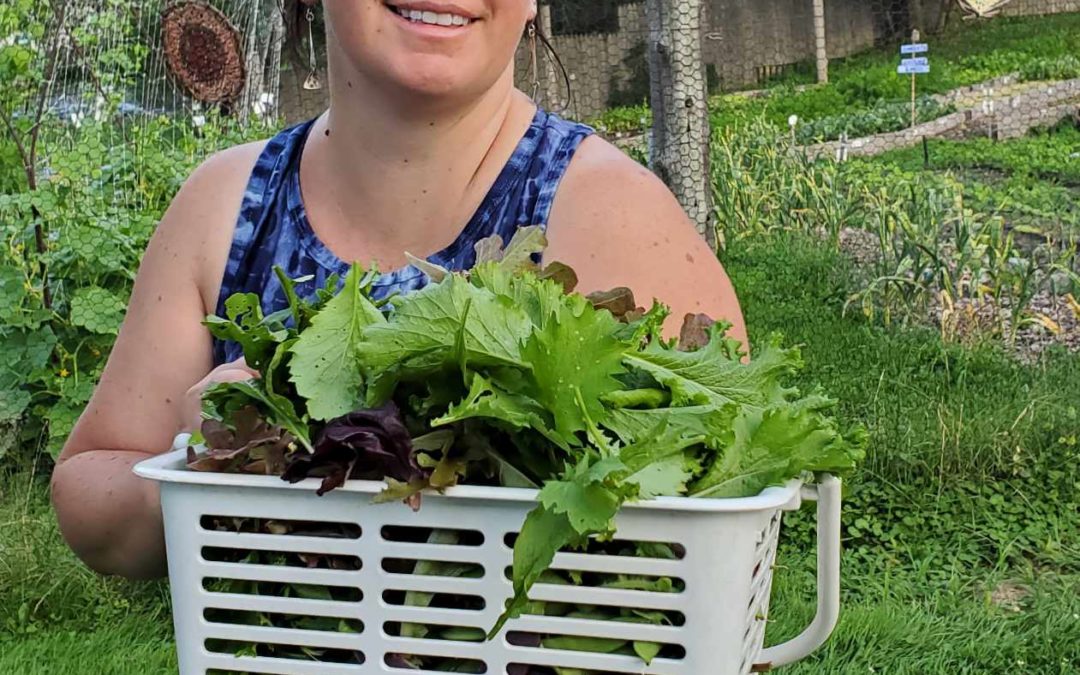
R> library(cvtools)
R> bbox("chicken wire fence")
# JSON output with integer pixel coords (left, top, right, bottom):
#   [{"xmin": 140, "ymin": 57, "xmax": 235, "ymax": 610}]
[{"xmin": 2, "ymin": 0, "xmax": 1080, "ymax": 602}]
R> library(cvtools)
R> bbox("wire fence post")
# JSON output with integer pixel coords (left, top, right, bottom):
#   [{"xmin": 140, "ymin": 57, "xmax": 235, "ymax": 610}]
[{"xmin": 646, "ymin": 0, "xmax": 714, "ymax": 247}]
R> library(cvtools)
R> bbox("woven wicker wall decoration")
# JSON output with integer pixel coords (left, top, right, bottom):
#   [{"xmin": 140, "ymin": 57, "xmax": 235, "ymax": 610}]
[{"xmin": 161, "ymin": 1, "xmax": 246, "ymax": 105}]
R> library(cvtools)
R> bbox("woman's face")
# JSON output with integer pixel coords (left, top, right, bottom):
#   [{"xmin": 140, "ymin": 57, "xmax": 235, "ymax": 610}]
[{"xmin": 323, "ymin": 0, "xmax": 536, "ymax": 102}]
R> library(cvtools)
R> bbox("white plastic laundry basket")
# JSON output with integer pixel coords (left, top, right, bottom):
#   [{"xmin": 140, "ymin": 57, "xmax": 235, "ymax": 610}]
[{"xmin": 134, "ymin": 436, "xmax": 842, "ymax": 675}]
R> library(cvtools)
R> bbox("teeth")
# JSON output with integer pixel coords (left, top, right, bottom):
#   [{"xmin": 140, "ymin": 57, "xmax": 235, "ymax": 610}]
[{"xmin": 394, "ymin": 6, "xmax": 471, "ymax": 26}]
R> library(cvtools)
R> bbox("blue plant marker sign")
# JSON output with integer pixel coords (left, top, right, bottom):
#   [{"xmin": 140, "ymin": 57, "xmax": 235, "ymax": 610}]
[
  {"xmin": 898, "ymin": 62, "xmax": 931, "ymax": 75},
  {"xmin": 899, "ymin": 40, "xmax": 930, "ymax": 125}
]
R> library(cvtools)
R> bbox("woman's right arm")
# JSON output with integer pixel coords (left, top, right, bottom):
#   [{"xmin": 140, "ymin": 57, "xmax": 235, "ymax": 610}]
[{"xmin": 50, "ymin": 142, "xmax": 265, "ymax": 580}]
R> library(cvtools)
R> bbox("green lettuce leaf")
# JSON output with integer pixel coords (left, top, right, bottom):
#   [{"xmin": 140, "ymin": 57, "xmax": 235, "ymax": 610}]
[
  {"xmin": 624, "ymin": 330, "xmax": 799, "ymax": 410},
  {"xmin": 203, "ymin": 379, "xmax": 312, "ymax": 451},
  {"xmin": 357, "ymin": 275, "xmax": 532, "ymax": 403},
  {"xmin": 203, "ymin": 293, "xmax": 290, "ymax": 372},
  {"xmin": 434, "ymin": 373, "xmax": 570, "ymax": 449},
  {"xmin": 519, "ymin": 294, "xmax": 628, "ymax": 440},
  {"xmin": 690, "ymin": 396, "xmax": 865, "ymax": 498},
  {"xmin": 289, "ymin": 265, "xmax": 386, "ymax": 421}
]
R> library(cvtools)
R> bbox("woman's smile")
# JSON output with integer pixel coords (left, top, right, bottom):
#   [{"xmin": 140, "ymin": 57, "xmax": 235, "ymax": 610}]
[{"xmin": 383, "ymin": 1, "xmax": 482, "ymax": 38}]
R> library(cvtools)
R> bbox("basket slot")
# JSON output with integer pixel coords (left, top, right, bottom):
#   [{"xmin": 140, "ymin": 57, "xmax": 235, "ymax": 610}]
[
  {"xmin": 204, "ymin": 591, "xmax": 365, "ymax": 620},
  {"xmin": 204, "ymin": 623, "xmax": 367, "ymax": 651},
  {"xmin": 200, "ymin": 530, "xmax": 363, "ymax": 556},
  {"xmin": 546, "ymin": 552, "xmax": 686, "ymax": 577},
  {"xmin": 200, "ymin": 515, "xmax": 362, "ymax": 539},
  {"xmin": 507, "ymin": 615, "xmax": 685, "ymax": 645},
  {"xmin": 382, "ymin": 557, "xmax": 484, "ymax": 578},
  {"xmin": 377, "ymin": 605, "xmax": 491, "ymax": 628},
  {"xmin": 503, "ymin": 534, "xmax": 685, "ymax": 559},
  {"xmin": 199, "ymin": 561, "xmax": 364, "ymax": 587},
  {"xmin": 204, "ymin": 653, "xmax": 366, "ymax": 674},
  {"xmin": 380, "ymin": 573, "xmax": 488, "ymax": 596},
  {"xmin": 506, "ymin": 667, "xmax": 633, "ymax": 675},
  {"xmin": 381, "ymin": 525, "xmax": 485, "ymax": 546},
  {"xmin": 383, "ymin": 620, "xmax": 486, "ymax": 640},
  {"xmin": 526, "ymin": 584, "xmax": 686, "ymax": 611},
  {"xmin": 379, "ymin": 541, "xmax": 494, "ymax": 565},
  {"xmin": 206, "ymin": 606, "xmax": 363, "ymax": 634},
  {"xmin": 381, "ymin": 635, "xmax": 490, "ymax": 659},
  {"xmin": 740, "ymin": 617, "xmax": 768, "ymax": 671},
  {"xmin": 504, "ymin": 566, "xmax": 685, "ymax": 595},
  {"xmin": 747, "ymin": 563, "xmax": 773, "ymax": 607},
  {"xmin": 383, "ymin": 653, "xmax": 488, "ymax": 673},
  {"xmin": 519, "ymin": 605, "xmax": 686, "ymax": 627},
  {"xmin": 202, "ymin": 545, "xmax": 362, "ymax": 571},
  {"xmin": 503, "ymin": 646, "xmax": 686, "ymax": 674}
]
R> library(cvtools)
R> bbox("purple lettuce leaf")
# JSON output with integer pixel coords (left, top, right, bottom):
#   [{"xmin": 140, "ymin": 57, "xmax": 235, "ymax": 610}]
[{"xmin": 281, "ymin": 402, "xmax": 426, "ymax": 496}]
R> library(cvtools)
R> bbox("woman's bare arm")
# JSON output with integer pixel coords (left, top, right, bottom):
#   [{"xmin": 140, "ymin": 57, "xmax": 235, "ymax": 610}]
[
  {"xmin": 50, "ymin": 142, "xmax": 264, "ymax": 579},
  {"xmin": 546, "ymin": 136, "xmax": 748, "ymax": 349}
]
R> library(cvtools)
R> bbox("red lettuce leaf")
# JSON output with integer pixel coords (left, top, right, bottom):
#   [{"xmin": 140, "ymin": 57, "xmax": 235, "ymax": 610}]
[{"xmin": 281, "ymin": 403, "xmax": 425, "ymax": 496}]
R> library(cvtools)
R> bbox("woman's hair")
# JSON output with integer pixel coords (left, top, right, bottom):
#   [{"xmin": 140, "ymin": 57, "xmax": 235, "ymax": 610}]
[{"xmin": 279, "ymin": 0, "xmax": 572, "ymax": 108}]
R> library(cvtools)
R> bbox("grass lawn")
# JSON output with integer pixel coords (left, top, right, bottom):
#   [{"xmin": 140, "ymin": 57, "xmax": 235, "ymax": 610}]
[{"xmin": 1, "ymin": 235, "xmax": 1077, "ymax": 673}]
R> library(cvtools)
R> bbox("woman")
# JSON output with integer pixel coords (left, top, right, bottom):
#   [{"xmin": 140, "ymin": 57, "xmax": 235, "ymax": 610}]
[{"xmin": 50, "ymin": 0, "xmax": 745, "ymax": 579}]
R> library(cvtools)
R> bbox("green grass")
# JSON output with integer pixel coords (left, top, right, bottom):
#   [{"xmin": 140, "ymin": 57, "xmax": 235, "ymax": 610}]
[
  {"xmin": 0, "ymin": 617, "xmax": 177, "ymax": 674},
  {"xmin": 2, "ymin": 235, "xmax": 1078, "ymax": 673},
  {"xmin": 768, "ymin": 555, "xmax": 1080, "ymax": 674}
]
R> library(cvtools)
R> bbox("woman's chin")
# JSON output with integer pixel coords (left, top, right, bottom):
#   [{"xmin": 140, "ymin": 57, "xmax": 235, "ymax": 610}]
[{"xmin": 384, "ymin": 68, "xmax": 483, "ymax": 102}]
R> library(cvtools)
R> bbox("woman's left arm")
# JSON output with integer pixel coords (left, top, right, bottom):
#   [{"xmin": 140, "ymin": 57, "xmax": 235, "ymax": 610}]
[{"xmin": 546, "ymin": 136, "xmax": 748, "ymax": 350}]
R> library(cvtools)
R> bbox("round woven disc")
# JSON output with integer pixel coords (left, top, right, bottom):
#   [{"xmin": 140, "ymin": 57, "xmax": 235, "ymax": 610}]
[{"xmin": 161, "ymin": 1, "xmax": 246, "ymax": 104}]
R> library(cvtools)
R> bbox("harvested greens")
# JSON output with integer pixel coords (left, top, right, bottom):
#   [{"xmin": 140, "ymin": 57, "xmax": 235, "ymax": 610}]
[{"xmin": 188, "ymin": 227, "xmax": 865, "ymax": 668}]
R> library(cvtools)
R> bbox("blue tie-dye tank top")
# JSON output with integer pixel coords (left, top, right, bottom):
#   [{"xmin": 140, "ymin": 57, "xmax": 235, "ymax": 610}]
[{"xmin": 212, "ymin": 108, "xmax": 594, "ymax": 366}]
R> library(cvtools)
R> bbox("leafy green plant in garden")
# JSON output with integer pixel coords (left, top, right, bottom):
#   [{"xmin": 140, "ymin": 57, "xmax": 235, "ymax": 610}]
[
  {"xmin": 710, "ymin": 115, "xmax": 862, "ymax": 247},
  {"xmin": 712, "ymin": 115, "xmax": 1078, "ymax": 347},
  {"xmin": 795, "ymin": 96, "xmax": 956, "ymax": 144},
  {"xmin": 877, "ymin": 120, "xmax": 1080, "ymax": 185},
  {"xmin": 0, "ymin": 0, "xmax": 274, "ymax": 469}
]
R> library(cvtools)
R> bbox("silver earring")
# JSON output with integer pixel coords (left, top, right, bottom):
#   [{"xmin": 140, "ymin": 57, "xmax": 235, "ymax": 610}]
[
  {"xmin": 528, "ymin": 20, "xmax": 540, "ymax": 102},
  {"xmin": 303, "ymin": 6, "xmax": 322, "ymax": 90}
]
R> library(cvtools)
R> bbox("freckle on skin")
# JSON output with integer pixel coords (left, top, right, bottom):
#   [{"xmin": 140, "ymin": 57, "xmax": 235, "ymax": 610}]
[
  {"xmin": 686, "ymin": 253, "xmax": 694, "ymax": 263},
  {"xmin": 325, "ymin": 129, "xmax": 330, "ymax": 137}
]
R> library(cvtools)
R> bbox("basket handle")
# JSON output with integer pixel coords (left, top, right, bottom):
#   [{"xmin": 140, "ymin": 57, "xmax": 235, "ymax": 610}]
[{"xmin": 754, "ymin": 475, "xmax": 842, "ymax": 670}]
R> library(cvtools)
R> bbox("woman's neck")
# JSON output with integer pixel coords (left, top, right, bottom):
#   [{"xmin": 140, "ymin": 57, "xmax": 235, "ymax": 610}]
[{"xmin": 297, "ymin": 57, "xmax": 536, "ymax": 268}]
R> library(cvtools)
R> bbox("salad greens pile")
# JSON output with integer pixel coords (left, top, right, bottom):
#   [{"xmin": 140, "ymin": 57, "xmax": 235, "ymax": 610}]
[{"xmin": 189, "ymin": 227, "xmax": 864, "ymax": 667}]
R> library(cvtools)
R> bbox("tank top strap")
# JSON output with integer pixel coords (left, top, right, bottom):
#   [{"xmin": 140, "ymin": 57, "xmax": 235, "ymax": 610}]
[
  {"xmin": 215, "ymin": 119, "xmax": 316, "ymax": 319},
  {"xmin": 466, "ymin": 108, "xmax": 594, "ymax": 251},
  {"xmin": 528, "ymin": 108, "xmax": 594, "ymax": 229}
]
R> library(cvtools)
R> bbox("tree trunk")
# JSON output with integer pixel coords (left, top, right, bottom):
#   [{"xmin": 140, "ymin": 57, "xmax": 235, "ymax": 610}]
[{"xmin": 645, "ymin": 0, "xmax": 713, "ymax": 246}]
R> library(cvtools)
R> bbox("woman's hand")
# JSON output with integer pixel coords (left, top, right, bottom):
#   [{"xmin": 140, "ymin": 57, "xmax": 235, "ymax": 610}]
[{"xmin": 181, "ymin": 358, "xmax": 260, "ymax": 433}]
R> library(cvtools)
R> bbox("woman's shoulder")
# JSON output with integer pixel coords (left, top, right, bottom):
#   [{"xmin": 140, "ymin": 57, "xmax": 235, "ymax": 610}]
[
  {"xmin": 155, "ymin": 138, "xmax": 272, "ymax": 312},
  {"xmin": 552, "ymin": 133, "xmax": 681, "ymax": 226}
]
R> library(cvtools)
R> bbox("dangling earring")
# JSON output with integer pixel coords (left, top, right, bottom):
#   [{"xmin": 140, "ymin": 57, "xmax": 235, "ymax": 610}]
[
  {"xmin": 527, "ymin": 20, "xmax": 540, "ymax": 102},
  {"xmin": 303, "ymin": 5, "xmax": 322, "ymax": 90}
]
